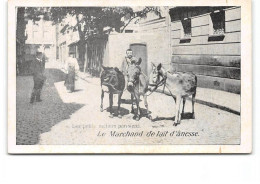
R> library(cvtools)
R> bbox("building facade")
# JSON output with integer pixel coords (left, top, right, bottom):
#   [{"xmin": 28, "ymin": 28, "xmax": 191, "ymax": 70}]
[
  {"xmin": 169, "ymin": 6, "xmax": 241, "ymax": 94},
  {"xmin": 54, "ymin": 7, "xmax": 241, "ymax": 94},
  {"xmin": 103, "ymin": 8, "xmax": 171, "ymax": 76},
  {"xmin": 25, "ymin": 17, "xmax": 56, "ymax": 64},
  {"xmin": 104, "ymin": 6, "xmax": 241, "ymax": 94},
  {"xmin": 56, "ymin": 18, "xmax": 80, "ymax": 67}
]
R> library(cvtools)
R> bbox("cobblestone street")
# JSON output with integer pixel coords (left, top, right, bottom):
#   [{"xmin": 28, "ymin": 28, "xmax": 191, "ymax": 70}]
[{"xmin": 16, "ymin": 62, "xmax": 241, "ymax": 145}]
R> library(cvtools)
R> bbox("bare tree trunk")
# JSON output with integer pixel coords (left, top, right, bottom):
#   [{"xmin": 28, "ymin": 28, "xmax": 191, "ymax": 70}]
[
  {"xmin": 77, "ymin": 40, "xmax": 86, "ymax": 72},
  {"xmin": 16, "ymin": 7, "xmax": 26, "ymax": 75},
  {"xmin": 76, "ymin": 15, "xmax": 87, "ymax": 72}
]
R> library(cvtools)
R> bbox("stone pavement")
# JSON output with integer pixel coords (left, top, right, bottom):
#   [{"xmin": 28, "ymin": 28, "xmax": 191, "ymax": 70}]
[
  {"xmin": 16, "ymin": 61, "xmax": 241, "ymax": 145},
  {"xmin": 16, "ymin": 68, "xmax": 84, "ymax": 145}
]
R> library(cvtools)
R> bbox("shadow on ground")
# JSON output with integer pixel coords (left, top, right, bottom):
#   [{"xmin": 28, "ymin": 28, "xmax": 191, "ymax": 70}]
[
  {"xmin": 16, "ymin": 68, "xmax": 84, "ymax": 145},
  {"xmin": 104, "ymin": 106, "xmax": 151, "ymax": 121},
  {"xmin": 105, "ymin": 106, "xmax": 130, "ymax": 116},
  {"xmin": 121, "ymin": 98, "xmax": 143, "ymax": 104},
  {"xmin": 151, "ymin": 112, "xmax": 194, "ymax": 122}
]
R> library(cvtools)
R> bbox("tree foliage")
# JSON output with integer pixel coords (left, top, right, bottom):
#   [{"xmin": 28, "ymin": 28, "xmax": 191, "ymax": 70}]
[{"xmin": 24, "ymin": 6, "xmax": 162, "ymax": 36}]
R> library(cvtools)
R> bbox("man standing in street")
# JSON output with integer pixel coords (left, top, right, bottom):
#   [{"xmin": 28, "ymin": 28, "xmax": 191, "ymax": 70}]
[{"xmin": 30, "ymin": 51, "xmax": 46, "ymax": 103}]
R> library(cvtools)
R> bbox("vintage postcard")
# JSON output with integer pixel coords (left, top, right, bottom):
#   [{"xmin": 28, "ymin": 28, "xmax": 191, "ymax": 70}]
[{"xmin": 8, "ymin": 0, "xmax": 252, "ymax": 153}]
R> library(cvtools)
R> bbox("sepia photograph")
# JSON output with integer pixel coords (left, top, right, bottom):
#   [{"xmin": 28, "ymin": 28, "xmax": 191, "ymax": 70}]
[{"xmin": 8, "ymin": 0, "xmax": 252, "ymax": 153}]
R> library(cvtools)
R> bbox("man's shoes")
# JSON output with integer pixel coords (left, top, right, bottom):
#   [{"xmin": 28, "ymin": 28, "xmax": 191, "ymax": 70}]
[
  {"xmin": 30, "ymin": 94, "xmax": 35, "ymax": 104},
  {"xmin": 30, "ymin": 98, "xmax": 35, "ymax": 104}
]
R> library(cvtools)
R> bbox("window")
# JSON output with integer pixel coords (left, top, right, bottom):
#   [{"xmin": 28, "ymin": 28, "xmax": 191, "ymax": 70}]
[
  {"xmin": 44, "ymin": 31, "xmax": 52, "ymax": 41},
  {"xmin": 33, "ymin": 31, "xmax": 42, "ymax": 43},
  {"xmin": 180, "ymin": 18, "xmax": 191, "ymax": 43},
  {"xmin": 210, "ymin": 10, "xmax": 225, "ymax": 35},
  {"xmin": 181, "ymin": 18, "xmax": 191, "ymax": 38},
  {"xmin": 69, "ymin": 45, "xmax": 76, "ymax": 55}
]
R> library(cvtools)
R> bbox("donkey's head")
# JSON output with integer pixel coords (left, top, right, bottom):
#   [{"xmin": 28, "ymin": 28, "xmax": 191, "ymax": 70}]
[
  {"xmin": 101, "ymin": 65, "xmax": 125, "ymax": 92},
  {"xmin": 149, "ymin": 63, "xmax": 163, "ymax": 86},
  {"xmin": 126, "ymin": 58, "xmax": 142, "ymax": 91},
  {"xmin": 101, "ymin": 66, "xmax": 119, "ymax": 86}
]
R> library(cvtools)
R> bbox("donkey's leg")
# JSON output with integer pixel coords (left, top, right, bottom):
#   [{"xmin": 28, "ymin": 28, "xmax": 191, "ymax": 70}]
[
  {"xmin": 143, "ymin": 95, "xmax": 149, "ymax": 113},
  {"xmin": 130, "ymin": 94, "xmax": 135, "ymax": 114},
  {"xmin": 109, "ymin": 93, "xmax": 114, "ymax": 118},
  {"xmin": 181, "ymin": 97, "xmax": 186, "ymax": 118},
  {"xmin": 100, "ymin": 90, "xmax": 104, "ymax": 112},
  {"xmin": 173, "ymin": 96, "xmax": 182, "ymax": 126},
  {"xmin": 135, "ymin": 95, "xmax": 140, "ymax": 121},
  {"xmin": 117, "ymin": 92, "xmax": 123, "ymax": 118},
  {"xmin": 172, "ymin": 95, "xmax": 176, "ymax": 121},
  {"xmin": 192, "ymin": 93, "xmax": 196, "ymax": 119},
  {"xmin": 144, "ymin": 95, "xmax": 152, "ymax": 120}
]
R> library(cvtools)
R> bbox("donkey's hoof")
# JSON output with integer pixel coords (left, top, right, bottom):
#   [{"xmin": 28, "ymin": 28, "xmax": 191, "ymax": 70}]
[
  {"xmin": 147, "ymin": 115, "xmax": 152, "ymax": 120},
  {"xmin": 100, "ymin": 108, "xmax": 103, "ymax": 112},
  {"xmin": 173, "ymin": 122, "xmax": 177, "ymax": 126},
  {"xmin": 109, "ymin": 114, "xmax": 114, "ymax": 118},
  {"xmin": 192, "ymin": 114, "xmax": 195, "ymax": 119}
]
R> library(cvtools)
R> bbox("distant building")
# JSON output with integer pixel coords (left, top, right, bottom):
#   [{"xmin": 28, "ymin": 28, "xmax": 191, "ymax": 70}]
[
  {"xmin": 57, "ymin": 15, "xmax": 108, "ymax": 75},
  {"xmin": 24, "ymin": 16, "xmax": 56, "ymax": 64},
  {"xmin": 56, "ymin": 17, "xmax": 80, "ymax": 66}
]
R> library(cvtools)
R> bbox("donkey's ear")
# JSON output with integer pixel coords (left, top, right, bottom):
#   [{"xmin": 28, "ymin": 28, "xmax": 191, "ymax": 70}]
[
  {"xmin": 151, "ymin": 62, "xmax": 156, "ymax": 70},
  {"xmin": 114, "ymin": 67, "xmax": 119, "ymax": 72},
  {"xmin": 157, "ymin": 63, "xmax": 162, "ymax": 71},
  {"xmin": 136, "ymin": 58, "xmax": 142, "ymax": 65},
  {"xmin": 101, "ymin": 65, "xmax": 107, "ymax": 70}
]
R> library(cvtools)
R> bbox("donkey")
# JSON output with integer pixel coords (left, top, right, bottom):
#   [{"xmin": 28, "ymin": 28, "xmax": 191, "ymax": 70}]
[
  {"xmin": 149, "ymin": 63, "xmax": 197, "ymax": 126},
  {"xmin": 126, "ymin": 58, "xmax": 151, "ymax": 121},
  {"xmin": 100, "ymin": 66, "xmax": 125, "ymax": 118}
]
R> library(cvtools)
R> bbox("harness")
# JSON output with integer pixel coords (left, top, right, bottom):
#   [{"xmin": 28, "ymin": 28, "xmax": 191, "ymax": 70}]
[
  {"xmin": 146, "ymin": 72, "xmax": 167, "ymax": 96},
  {"xmin": 102, "ymin": 72, "xmax": 122, "ymax": 93}
]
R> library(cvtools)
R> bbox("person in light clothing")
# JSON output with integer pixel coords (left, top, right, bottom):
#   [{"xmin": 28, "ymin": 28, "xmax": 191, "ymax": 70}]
[{"xmin": 64, "ymin": 53, "xmax": 79, "ymax": 93}]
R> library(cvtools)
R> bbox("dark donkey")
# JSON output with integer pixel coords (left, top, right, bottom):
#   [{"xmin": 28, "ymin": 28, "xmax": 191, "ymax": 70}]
[
  {"xmin": 149, "ymin": 63, "xmax": 197, "ymax": 126},
  {"xmin": 100, "ymin": 66, "xmax": 125, "ymax": 118},
  {"xmin": 126, "ymin": 59, "xmax": 151, "ymax": 121}
]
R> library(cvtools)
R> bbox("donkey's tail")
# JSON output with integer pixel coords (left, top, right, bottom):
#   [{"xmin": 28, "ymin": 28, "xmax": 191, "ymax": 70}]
[{"xmin": 193, "ymin": 75, "xmax": 198, "ymax": 97}]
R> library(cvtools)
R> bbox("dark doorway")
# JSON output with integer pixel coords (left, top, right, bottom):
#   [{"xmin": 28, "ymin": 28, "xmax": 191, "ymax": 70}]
[{"xmin": 130, "ymin": 43, "xmax": 148, "ymax": 75}]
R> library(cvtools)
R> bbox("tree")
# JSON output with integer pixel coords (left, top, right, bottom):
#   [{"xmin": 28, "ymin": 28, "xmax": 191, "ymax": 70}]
[
  {"xmin": 18, "ymin": 6, "xmax": 163, "ymax": 71},
  {"xmin": 16, "ymin": 7, "xmax": 26, "ymax": 74},
  {"xmin": 119, "ymin": 7, "xmax": 162, "ymax": 33},
  {"xmin": 48, "ymin": 7, "xmax": 134, "ymax": 70}
]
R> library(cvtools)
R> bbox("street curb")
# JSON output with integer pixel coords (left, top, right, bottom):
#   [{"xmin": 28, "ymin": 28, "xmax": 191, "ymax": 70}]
[{"xmin": 156, "ymin": 89, "xmax": 240, "ymax": 115}]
